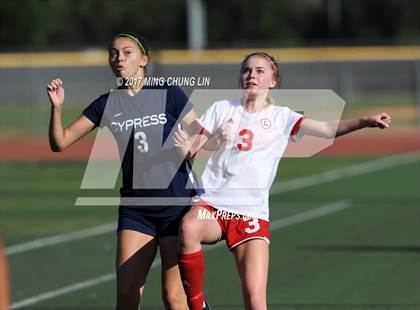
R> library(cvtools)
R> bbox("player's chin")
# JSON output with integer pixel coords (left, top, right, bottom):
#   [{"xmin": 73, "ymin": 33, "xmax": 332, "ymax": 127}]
[
  {"xmin": 245, "ymin": 88, "xmax": 265, "ymax": 97},
  {"xmin": 118, "ymin": 72, "xmax": 130, "ymax": 79},
  {"xmin": 243, "ymin": 86, "xmax": 256, "ymax": 93},
  {"xmin": 111, "ymin": 68, "xmax": 128, "ymax": 79}
]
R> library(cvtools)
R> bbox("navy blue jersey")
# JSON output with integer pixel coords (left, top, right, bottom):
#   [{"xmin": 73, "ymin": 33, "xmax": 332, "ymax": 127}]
[{"xmin": 83, "ymin": 85, "xmax": 195, "ymax": 213}]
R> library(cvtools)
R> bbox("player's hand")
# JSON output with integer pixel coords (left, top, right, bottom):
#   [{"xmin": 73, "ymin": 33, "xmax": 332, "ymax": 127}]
[
  {"xmin": 363, "ymin": 112, "xmax": 392, "ymax": 129},
  {"xmin": 214, "ymin": 123, "xmax": 232, "ymax": 147},
  {"xmin": 173, "ymin": 127, "xmax": 192, "ymax": 157},
  {"xmin": 47, "ymin": 78, "xmax": 65, "ymax": 109}
]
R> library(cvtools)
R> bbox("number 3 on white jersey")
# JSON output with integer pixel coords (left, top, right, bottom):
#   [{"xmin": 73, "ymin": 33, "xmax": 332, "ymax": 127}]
[
  {"xmin": 245, "ymin": 218, "xmax": 260, "ymax": 234},
  {"xmin": 134, "ymin": 131, "xmax": 149, "ymax": 153},
  {"xmin": 237, "ymin": 129, "xmax": 254, "ymax": 151}
]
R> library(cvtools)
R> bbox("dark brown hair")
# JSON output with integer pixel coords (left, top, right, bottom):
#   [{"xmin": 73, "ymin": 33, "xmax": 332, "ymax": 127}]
[{"xmin": 109, "ymin": 32, "xmax": 149, "ymax": 56}]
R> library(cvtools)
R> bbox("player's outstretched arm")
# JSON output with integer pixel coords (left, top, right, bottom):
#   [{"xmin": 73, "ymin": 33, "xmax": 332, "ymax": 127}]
[
  {"xmin": 335, "ymin": 112, "xmax": 391, "ymax": 136},
  {"xmin": 47, "ymin": 78, "xmax": 95, "ymax": 152},
  {"xmin": 299, "ymin": 112, "xmax": 391, "ymax": 138}
]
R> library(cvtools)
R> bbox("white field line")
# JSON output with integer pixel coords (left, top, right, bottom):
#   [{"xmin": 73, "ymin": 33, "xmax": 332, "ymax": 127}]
[
  {"xmin": 269, "ymin": 200, "xmax": 350, "ymax": 230},
  {"xmin": 271, "ymin": 151, "xmax": 419, "ymax": 194},
  {"xmin": 6, "ymin": 152, "xmax": 419, "ymax": 256},
  {"xmin": 11, "ymin": 200, "xmax": 350, "ymax": 309},
  {"xmin": 6, "ymin": 223, "xmax": 116, "ymax": 255}
]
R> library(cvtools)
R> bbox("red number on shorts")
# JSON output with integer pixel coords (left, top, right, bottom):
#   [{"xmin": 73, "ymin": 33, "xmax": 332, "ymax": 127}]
[{"xmin": 237, "ymin": 129, "xmax": 254, "ymax": 151}]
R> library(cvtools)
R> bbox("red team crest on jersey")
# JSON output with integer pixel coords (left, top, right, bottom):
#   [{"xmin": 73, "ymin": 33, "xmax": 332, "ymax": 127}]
[{"xmin": 260, "ymin": 118, "xmax": 271, "ymax": 129}]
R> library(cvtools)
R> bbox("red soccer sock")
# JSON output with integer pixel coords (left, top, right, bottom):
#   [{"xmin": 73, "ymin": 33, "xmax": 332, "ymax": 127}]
[{"xmin": 178, "ymin": 250, "xmax": 204, "ymax": 310}]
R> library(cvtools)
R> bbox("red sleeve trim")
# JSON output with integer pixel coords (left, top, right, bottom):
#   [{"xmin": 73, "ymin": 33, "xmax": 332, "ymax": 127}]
[
  {"xmin": 191, "ymin": 120, "xmax": 212, "ymax": 138},
  {"xmin": 290, "ymin": 116, "xmax": 306, "ymax": 136},
  {"xmin": 187, "ymin": 120, "xmax": 213, "ymax": 158}
]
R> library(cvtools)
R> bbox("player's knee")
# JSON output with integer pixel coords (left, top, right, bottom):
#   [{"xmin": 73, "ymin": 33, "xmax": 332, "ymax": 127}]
[
  {"xmin": 179, "ymin": 217, "xmax": 202, "ymax": 247},
  {"xmin": 117, "ymin": 283, "xmax": 136, "ymax": 298},
  {"xmin": 116, "ymin": 273, "xmax": 142, "ymax": 297}
]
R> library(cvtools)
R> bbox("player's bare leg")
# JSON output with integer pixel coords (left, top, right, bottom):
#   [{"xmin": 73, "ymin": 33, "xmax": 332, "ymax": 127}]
[
  {"xmin": 179, "ymin": 206, "xmax": 221, "ymax": 253},
  {"xmin": 233, "ymin": 239, "xmax": 269, "ymax": 310},
  {"xmin": 158, "ymin": 236, "xmax": 188, "ymax": 310},
  {"xmin": 178, "ymin": 206, "xmax": 221, "ymax": 310},
  {"xmin": 116, "ymin": 230, "xmax": 158, "ymax": 310}
]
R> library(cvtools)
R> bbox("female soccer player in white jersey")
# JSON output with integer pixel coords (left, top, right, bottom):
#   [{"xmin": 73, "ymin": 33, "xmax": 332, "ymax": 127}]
[
  {"xmin": 174, "ymin": 52, "xmax": 391, "ymax": 310},
  {"xmin": 47, "ymin": 33, "xmax": 198, "ymax": 310}
]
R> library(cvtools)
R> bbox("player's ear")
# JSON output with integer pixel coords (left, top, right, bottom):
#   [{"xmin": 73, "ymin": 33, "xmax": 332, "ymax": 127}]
[
  {"xmin": 269, "ymin": 78, "xmax": 276, "ymax": 89},
  {"xmin": 140, "ymin": 54, "xmax": 149, "ymax": 68}
]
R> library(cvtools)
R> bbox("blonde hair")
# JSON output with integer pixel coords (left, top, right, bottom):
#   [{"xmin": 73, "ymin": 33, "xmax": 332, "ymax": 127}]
[{"xmin": 240, "ymin": 51, "xmax": 281, "ymax": 105}]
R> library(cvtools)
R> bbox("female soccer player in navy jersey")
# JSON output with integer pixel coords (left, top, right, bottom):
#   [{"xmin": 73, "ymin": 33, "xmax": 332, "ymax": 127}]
[
  {"xmin": 174, "ymin": 52, "xmax": 391, "ymax": 310},
  {"xmin": 47, "ymin": 33, "xmax": 197, "ymax": 310}
]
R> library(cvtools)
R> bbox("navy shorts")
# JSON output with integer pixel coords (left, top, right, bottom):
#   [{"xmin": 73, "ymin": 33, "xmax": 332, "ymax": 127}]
[{"xmin": 117, "ymin": 206, "xmax": 189, "ymax": 237}]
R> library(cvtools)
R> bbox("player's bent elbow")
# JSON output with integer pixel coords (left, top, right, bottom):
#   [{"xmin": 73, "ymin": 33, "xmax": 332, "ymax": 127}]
[
  {"xmin": 50, "ymin": 133, "xmax": 74, "ymax": 152},
  {"xmin": 50, "ymin": 142, "xmax": 68, "ymax": 152},
  {"xmin": 50, "ymin": 145, "xmax": 63, "ymax": 152},
  {"xmin": 50, "ymin": 146, "xmax": 63, "ymax": 152}
]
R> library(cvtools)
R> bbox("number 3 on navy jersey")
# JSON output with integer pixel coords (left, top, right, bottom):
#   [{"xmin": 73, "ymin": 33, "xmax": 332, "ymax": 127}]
[
  {"xmin": 134, "ymin": 131, "xmax": 149, "ymax": 153},
  {"xmin": 237, "ymin": 129, "xmax": 254, "ymax": 151}
]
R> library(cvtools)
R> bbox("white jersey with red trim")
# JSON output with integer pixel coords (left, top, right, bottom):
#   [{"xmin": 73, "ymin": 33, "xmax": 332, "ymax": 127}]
[{"xmin": 194, "ymin": 99, "xmax": 303, "ymax": 221}]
